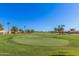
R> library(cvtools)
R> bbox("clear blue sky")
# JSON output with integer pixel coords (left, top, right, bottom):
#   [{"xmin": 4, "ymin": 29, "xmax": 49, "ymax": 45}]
[{"xmin": 0, "ymin": 3, "xmax": 79, "ymax": 31}]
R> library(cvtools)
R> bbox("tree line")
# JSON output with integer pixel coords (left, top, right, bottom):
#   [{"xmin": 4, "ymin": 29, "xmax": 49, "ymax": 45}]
[
  {"xmin": 0, "ymin": 22, "xmax": 76, "ymax": 34},
  {"xmin": 0, "ymin": 22, "xmax": 34, "ymax": 34}
]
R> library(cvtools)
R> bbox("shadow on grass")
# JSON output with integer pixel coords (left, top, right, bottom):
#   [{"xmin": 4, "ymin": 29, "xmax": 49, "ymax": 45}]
[{"xmin": 49, "ymin": 51, "xmax": 74, "ymax": 56}]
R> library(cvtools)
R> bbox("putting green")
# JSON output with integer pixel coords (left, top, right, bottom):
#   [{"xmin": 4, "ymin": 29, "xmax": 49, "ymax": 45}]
[{"xmin": 12, "ymin": 35, "xmax": 69, "ymax": 47}]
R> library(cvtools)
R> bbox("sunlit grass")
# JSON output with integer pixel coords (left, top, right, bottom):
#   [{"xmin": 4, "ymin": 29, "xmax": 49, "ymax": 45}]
[{"xmin": 0, "ymin": 33, "xmax": 79, "ymax": 55}]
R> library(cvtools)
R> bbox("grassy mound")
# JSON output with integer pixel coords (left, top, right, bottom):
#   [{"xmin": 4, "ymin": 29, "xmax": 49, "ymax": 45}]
[{"xmin": 12, "ymin": 34, "xmax": 69, "ymax": 47}]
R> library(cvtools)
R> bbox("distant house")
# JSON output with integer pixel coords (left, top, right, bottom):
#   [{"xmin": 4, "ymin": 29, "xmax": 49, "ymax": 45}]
[{"xmin": 0, "ymin": 30, "xmax": 11, "ymax": 35}]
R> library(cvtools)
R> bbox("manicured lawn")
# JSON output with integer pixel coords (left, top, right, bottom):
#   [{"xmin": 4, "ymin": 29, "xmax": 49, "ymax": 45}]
[
  {"xmin": 0, "ymin": 33, "xmax": 79, "ymax": 56},
  {"xmin": 12, "ymin": 34, "xmax": 69, "ymax": 47}
]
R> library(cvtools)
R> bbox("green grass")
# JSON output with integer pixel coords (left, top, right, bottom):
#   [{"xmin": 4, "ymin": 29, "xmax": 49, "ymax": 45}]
[
  {"xmin": 0, "ymin": 33, "xmax": 79, "ymax": 55},
  {"xmin": 12, "ymin": 34, "xmax": 69, "ymax": 47}
]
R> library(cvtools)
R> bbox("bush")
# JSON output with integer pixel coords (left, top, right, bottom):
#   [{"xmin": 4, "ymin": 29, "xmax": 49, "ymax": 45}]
[{"xmin": 25, "ymin": 29, "xmax": 34, "ymax": 33}]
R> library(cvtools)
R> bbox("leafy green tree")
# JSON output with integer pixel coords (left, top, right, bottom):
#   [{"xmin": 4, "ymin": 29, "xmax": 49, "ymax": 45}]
[
  {"xmin": 0, "ymin": 24, "xmax": 4, "ymax": 31},
  {"xmin": 11, "ymin": 26, "xmax": 18, "ymax": 33},
  {"xmin": 19, "ymin": 29, "xmax": 24, "ymax": 33},
  {"xmin": 25, "ymin": 29, "xmax": 34, "ymax": 33},
  {"xmin": 70, "ymin": 28, "xmax": 75, "ymax": 32}
]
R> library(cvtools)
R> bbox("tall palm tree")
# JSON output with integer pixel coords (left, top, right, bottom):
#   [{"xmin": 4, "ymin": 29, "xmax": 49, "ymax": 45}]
[
  {"xmin": 24, "ymin": 25, "xmax": 26, "ymax": 33},
  {"xmin": 7, "ymin": 22, "xmax": 10, "ymax": 33},
  {"xmin": 58, "ymin": 25, "xmax": 61, "ymax": 34},
  {"xmin": 61, "ymin": 25, "xmax": 65, "ymax": 34},
  {"xmin": 55, "ymin": 25, "xmax": 65, "ymax": 34}
]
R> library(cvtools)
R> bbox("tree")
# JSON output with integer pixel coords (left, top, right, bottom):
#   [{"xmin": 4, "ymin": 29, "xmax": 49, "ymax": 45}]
[
  {"xmin": 0, "ymin": 24, "xmax": 4, "ymax": 31},
  {"xmin": 7, "ymin": 22, "xmax": 10, "ymax": 33},
  {"xmin": 11, "ymin": 26, "xmax": 18, "ymax": 34},
  {"xmin": 25, "ymin": 29, "xmax": 34, "ymax": 33},
  {"xmin": 23, "ymin": 25, "xmax": 26, "ymax": 33},
  {"xmin": 57, "ymin": 25, "xmax": 61, "ymax": 34},
  {"xmin": 59, "ymin": 25, "xmax": 65, "ymax": 34},
  {"xmin": 19, "ymin": 29, "xmax": 24, "ymax": 33},
  {"xmin": 70, "ymin": 28, "xmax": 75, "ymax": 32},
  {"xmin": 54, "ymin": 27, "xmax": 58, "ymax": 32},
  {"xmin": 54, "ymin": 25, "xmax": 65, "ymax": 34}
]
